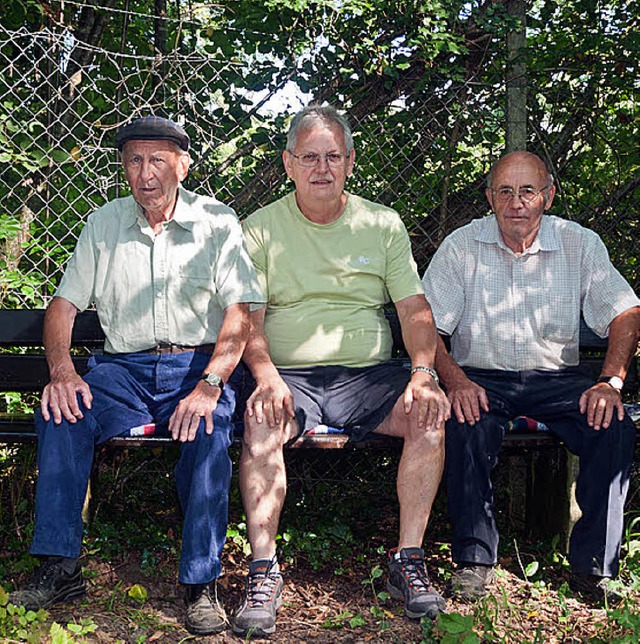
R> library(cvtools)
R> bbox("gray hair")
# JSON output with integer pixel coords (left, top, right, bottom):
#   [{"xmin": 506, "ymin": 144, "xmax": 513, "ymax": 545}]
[{"xmin": 286, "ymin": 104, "xmax": 354, "ymax": 153}]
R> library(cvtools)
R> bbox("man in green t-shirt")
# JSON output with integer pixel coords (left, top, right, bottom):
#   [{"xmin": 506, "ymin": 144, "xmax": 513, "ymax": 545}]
[{"xmin": 232, "ymin": 105, "xmax": 451, "ymax": 638}]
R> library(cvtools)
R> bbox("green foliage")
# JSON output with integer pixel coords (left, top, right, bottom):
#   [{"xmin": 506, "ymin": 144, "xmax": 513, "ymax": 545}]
[
  {"xmin": 362, "ymin": 562, "xmax": 391, "ymax": 630},
  {"xmin": 227, "ymin": 521, "xmax": 252, "ymax": 556},
  {"xmin": 0, "ymin": 586, "xmax": 48, "ymax": 642},
  {"xmin": 280, "ymin": 518, "xmax": 356, "ymax": 570},
  {"xmin": 127, "ymin": 584, "xmax": 149, "ymax": 604},
  {"xmin": 422, "ymin": 611, "xmax": 479, "ymax": 644},
  {"xmin": 2, "ymin": 0, "xmax": 639, "ymax": 303}
]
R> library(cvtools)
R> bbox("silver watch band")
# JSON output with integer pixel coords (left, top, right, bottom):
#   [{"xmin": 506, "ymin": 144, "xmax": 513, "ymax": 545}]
[{"xmin": 410, "ymin": 366, "xmax": 439, "ymax": 385}]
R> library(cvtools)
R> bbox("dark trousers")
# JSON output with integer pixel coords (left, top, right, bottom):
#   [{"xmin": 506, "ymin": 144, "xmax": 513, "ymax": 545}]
[
  {"xmin": 445, "ymin": 366, "xmax": 636, "ymax": 577},
  {"xmin": 31, "ymin": 352, "xmax": 239, "ymax": 585}
]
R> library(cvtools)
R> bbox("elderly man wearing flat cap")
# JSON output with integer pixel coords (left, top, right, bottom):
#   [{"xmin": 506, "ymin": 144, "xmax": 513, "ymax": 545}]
[{"xmin": 10, "ymin": 116, "xmax": 263, "ymax": 636}]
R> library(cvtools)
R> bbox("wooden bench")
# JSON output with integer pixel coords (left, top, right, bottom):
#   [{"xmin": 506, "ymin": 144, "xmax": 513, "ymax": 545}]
[{"xmin": 1, "ymin": 308, "xmax": 638, "ymax": 543}]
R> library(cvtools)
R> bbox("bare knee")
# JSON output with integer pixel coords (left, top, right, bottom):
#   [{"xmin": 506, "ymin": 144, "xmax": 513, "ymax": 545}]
[
  {"xmin": 395, "ymin": 407, "xmax": 445, "ymax": 448},
  {"xmin": 241, "ymin": 412, "xmax": 289, "ymax": 460}
]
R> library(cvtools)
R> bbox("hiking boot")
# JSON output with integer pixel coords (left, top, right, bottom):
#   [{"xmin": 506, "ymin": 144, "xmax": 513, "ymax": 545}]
[
  {"xmin": 233, "ymin": 558, "xmax": 283, "ymax": 637},
  {"xmin": 387, "ymin": 547, "xmax": 446, "ymax": 619},
  {"xmin": 569, "ymin": 573, "xmax": 623, "ymax": 605},
  {"xmin": 449, "ymin": 564, "xmax": 495, "ymax": 601},
  {"xmin": 9, "ymin": 557, "xmax": 86, "ymax": 611},
  {"xmin": 184, "ymin": 580, "xmax": 228, "ymax": 635}
]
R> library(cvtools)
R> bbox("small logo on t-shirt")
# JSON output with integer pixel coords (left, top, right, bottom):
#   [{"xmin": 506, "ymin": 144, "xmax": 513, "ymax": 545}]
[{"xmin": 353, "ymin": 255, "xmax": 379, "ymax": 266}]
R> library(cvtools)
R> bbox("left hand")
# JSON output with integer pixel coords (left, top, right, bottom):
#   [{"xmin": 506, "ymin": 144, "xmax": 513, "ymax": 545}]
[
  {"xmin": 404, "ymin": 371, "xmax": 451, "ymax": 431},
  {"xmin": 579, "ymin": 382, "xmax": 625, "ymax": 431},
  {"xmin": 169, "ymin": 380, "xmax": 222, "ymax": 442}
]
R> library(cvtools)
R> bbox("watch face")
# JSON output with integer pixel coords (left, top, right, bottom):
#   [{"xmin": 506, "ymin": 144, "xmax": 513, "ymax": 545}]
[
  {"xmin": 609, "ymin": 376, "xmax": 624, "ymax": 391},
  {"xmin": 203, "ymin": 373, "xmax": 223, "ymax": 388}
]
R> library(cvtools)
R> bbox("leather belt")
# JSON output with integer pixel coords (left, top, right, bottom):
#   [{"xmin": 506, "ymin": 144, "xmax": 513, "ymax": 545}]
[{"xmin": 140, "ymin": 343, "xmax": 216, "ymax": 355}]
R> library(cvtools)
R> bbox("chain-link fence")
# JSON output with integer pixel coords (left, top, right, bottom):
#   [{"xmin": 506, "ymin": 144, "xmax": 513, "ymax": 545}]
[{"xmin": 0, "ymin": 11, "xmax": 638, "ymax": 308}]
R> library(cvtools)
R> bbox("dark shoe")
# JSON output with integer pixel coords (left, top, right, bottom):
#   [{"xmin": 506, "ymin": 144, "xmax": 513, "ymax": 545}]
[
  {"xmin": 387, "ymin": 547, "xmax": 446, "ymax": 619},
  {"xmin": 232, "ymin": 558, "xmax": 283, "ymax": 637},
  {"xmin": 449, "ymin": 564, "xmax": 495, "ymax": 600},
  {"xmin": 9, "ymin": 557, "xmax": 86, "ymax": 611},
  {"xmin": 569, "ymin": 573, "xmax": 623, "ymax": 605},
  {"xmin": 184, "ymin": 580, "xmax": 228, "ymax": 635}
]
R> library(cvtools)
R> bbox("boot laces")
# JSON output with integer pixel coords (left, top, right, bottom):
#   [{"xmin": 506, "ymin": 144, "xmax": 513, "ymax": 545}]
[
  {"xmin": 246, "ymin": 561, "xmax": 279, "ymax": 607},
  {"xmin": 402, "ymin": 555, "xmax": 431, "ymax": 592}
]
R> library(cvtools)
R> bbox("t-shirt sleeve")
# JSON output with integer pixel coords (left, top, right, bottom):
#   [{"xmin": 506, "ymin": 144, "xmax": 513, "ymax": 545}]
[
  {"xmin": 241, "ymin": 215, "xmax": 269, "ymax": 312},
  {"xmin": 383, "ymin": 213, "xmax": 424, "ymax": 303}
]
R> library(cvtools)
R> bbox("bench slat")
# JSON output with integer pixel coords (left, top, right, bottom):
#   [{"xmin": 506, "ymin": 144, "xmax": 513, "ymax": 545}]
[
  {"xmin": 0, "ymin": 309, "xmax": 104, "ymax": 347},
  {"xmin": 0, "ymin": 309, "xmax": 637, "ymax": 452},
  {"xmin": 0, "ymin": 355, "xmax": 91, "ymax": 390}
]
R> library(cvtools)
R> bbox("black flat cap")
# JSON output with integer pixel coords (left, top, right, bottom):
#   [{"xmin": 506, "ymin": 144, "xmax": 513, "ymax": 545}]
[{"xmin": 115, "ymin": 116, "xmax": 190, "ymax": 151}]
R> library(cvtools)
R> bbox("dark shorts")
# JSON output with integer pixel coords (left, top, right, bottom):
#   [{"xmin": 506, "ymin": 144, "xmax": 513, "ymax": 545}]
[{"xmin": 277, "ymin": 360, "xmax": 410, "ymax": 442}]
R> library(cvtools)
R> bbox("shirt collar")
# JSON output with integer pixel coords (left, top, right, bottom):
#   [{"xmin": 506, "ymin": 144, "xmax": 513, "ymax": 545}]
[{"xmin": 475, "ymin": 214, "xmax": 559, "ymax": 255}]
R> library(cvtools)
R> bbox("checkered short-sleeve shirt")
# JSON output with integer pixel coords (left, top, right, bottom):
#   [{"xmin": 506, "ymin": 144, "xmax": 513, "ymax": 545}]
[{"xmin": 422, "ymin": 215, "xmax": 640, "ymax": 371}]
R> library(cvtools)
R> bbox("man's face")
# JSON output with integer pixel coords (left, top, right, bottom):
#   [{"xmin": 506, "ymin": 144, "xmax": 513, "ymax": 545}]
[
  {"xmin": 282, "ymin": 121, "xmax": 355, "ymax": 209},
  {"xmin": 485, "ymin": 153, "xmax": 555, "ymax": 253},
  {"xmin": 122, "ymin": 140, "xmax": 190, "ymax": 218}
]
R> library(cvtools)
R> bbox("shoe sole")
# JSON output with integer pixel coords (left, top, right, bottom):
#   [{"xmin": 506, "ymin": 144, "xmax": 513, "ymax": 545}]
[
  {"xmin": 450, "ymin": 587, "xmax": 487, "ymax": 601},
  {"xmin": 185, "ymin": 619, "xmax": 227, "ymax": 636},
  {"xmin": 232, "ymin": 595, "xmax": 283, "ymax": 637},
  {"xmin": 387, "ymin": 582, "xmax": 446, "ymax": 619},
  {"xmin": 12, "ymin": 583, "xmax": 87, "ymax": 612}
]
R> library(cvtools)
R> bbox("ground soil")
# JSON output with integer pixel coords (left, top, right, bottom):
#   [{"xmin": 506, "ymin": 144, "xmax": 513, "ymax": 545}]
[
  {"xmin": 20, "ymin": 546, "xmax": 627, "ymax": 643},
  {"xmin": 3, "ymin": 448, "xmax": 638, "ymax": 642}
]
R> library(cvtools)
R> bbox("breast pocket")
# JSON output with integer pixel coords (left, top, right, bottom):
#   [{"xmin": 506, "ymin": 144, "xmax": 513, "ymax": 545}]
[{"xmin": 533, "ymin": 296, "xmax": 578, "ymax": 343}]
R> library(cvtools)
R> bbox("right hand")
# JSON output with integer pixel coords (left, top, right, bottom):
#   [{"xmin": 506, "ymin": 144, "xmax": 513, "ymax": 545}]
[
  {"xmin": 446, "ymin": 373, "xmax": 489, "ymax": 425},
  {"xmin": 41, "ymin": 367, "xmax": 93, "ymax": 424},
  {"xmin": 246, "ymin": 374, "xmax": 295, "ymax": 428}
]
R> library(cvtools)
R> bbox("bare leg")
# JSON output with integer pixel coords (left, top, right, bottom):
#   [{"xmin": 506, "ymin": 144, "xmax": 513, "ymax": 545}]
[
  {"xmin": 375, "ymin": 397, "xmax": 445, "ymax": 549},
  {"xmin": 239, "ymin": 413, "xmax": 299, "ymax": 560}
]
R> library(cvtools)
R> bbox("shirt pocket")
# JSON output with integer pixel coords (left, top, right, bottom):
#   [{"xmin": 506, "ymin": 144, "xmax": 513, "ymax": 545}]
[
  {"xmin": 533, "ymin": 295, "xmax": 578, "ymax": 344},
  {"xmin": 174, "ymin": 266, "xmax": 216, "ymax": 313}
]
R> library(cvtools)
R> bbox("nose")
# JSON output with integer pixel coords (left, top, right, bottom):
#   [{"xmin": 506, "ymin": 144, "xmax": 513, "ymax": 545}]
[
  {"xmin": 139, "ymin": 160, "xmax": 153, "ymax": 181},
  {"xmin": 509, "ymin": 192, "xmax": 525, "ymax": 206},
  {"xmin": 316, "ymin": 154, "xmax": 331, "ymax": 169}
]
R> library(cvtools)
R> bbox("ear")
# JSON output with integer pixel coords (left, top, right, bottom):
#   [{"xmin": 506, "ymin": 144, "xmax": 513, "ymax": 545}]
[
  {"xmin": 345, "ymin": 148, "xmax": 356, "ymax": 177},
  {"xmin": 543, "ymin": 184, "xmax": 556, "ymax": 210},
  {"xmin": 178, "ymin": 153, "xmax": 191, "ymax": 182},
  {"xmin": 485, "ymin": 187, "xmax": 495, "ymax": 211},
  {"xmin": 282, "ymin": 150, "xmax": 294, "ymax": 179}
]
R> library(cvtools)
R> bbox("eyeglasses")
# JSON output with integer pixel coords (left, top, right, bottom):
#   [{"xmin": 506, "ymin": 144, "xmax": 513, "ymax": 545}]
[
  {"xmin": 289, "ymin": 152, "xmax": 347, "ymax": 167},
  {"xmin": 492, "ymin": 185, "xmax": 550, "ymax": 204}
]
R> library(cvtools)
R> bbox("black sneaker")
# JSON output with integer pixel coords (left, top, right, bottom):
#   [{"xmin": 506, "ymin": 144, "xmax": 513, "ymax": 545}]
[
  {"xmin": 9, "ymin": 557, "xmax": 86, "ymax": 611},
  {"xmin": 184, "ymin": 580, "xmax": 228, "ymax": 636},
  {"xmin": 232, "ymin": 558, "xmax": 283, "ymax": 637},
  {"xmin": 569, "ymin": 572, "xmax": 623, "ymax": 605},
  {"xmin": 449, "ymin": 564, "xmax": 495, "ymax": 600},
  {"xmin": 387, "ymin": 548, "xmax": 446, "ymax": 619}
]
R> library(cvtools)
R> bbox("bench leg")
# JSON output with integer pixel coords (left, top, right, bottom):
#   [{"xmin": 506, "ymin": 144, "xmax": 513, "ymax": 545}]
[
  {"xmin": 81, "ymin": 481, "xmax": 92, "ymax": 525},
  {"xmin": 525, "ymin": 447, "xmax": 579, "ymax": 551}
]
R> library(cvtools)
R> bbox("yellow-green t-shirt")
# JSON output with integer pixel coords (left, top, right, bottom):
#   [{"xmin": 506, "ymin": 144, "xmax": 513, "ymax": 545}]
[{"xmin": 243, "ymin": 191, "xmax": 424, "ymax": 368}]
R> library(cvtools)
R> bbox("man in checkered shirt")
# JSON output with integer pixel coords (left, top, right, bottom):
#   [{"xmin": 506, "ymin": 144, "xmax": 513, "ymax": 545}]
[{"xmin": 422, "ymin": 151, "xmax": 640, "ymax": 604}]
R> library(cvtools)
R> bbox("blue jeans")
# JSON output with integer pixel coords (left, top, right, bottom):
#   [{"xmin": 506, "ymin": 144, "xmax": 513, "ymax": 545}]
[
  {"xmin": 31, "ymin": 352, "xmax": 239, "ymax": 585},
  {"xmin": 445, "ymin": 366, "xmax": 636, "ymax": 577}
]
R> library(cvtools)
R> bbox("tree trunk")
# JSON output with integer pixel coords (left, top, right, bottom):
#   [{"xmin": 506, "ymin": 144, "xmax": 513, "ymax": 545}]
[{"xmin": 506, "ymin": 0, "xmax": 527, "ymax": 152}]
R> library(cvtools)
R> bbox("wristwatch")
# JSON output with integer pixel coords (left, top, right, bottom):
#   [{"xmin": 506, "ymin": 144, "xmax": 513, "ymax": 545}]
[
  {"xmin": 201, "ymin": 372, "xmax": 224, "ymax": 389},
  {"xmin": 597, "ymin": 375, "xmax": 624, "ymax": 392},
  {"xmin": 410, "ymin": 366, "xmax": 439, "ymax": 386}
]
